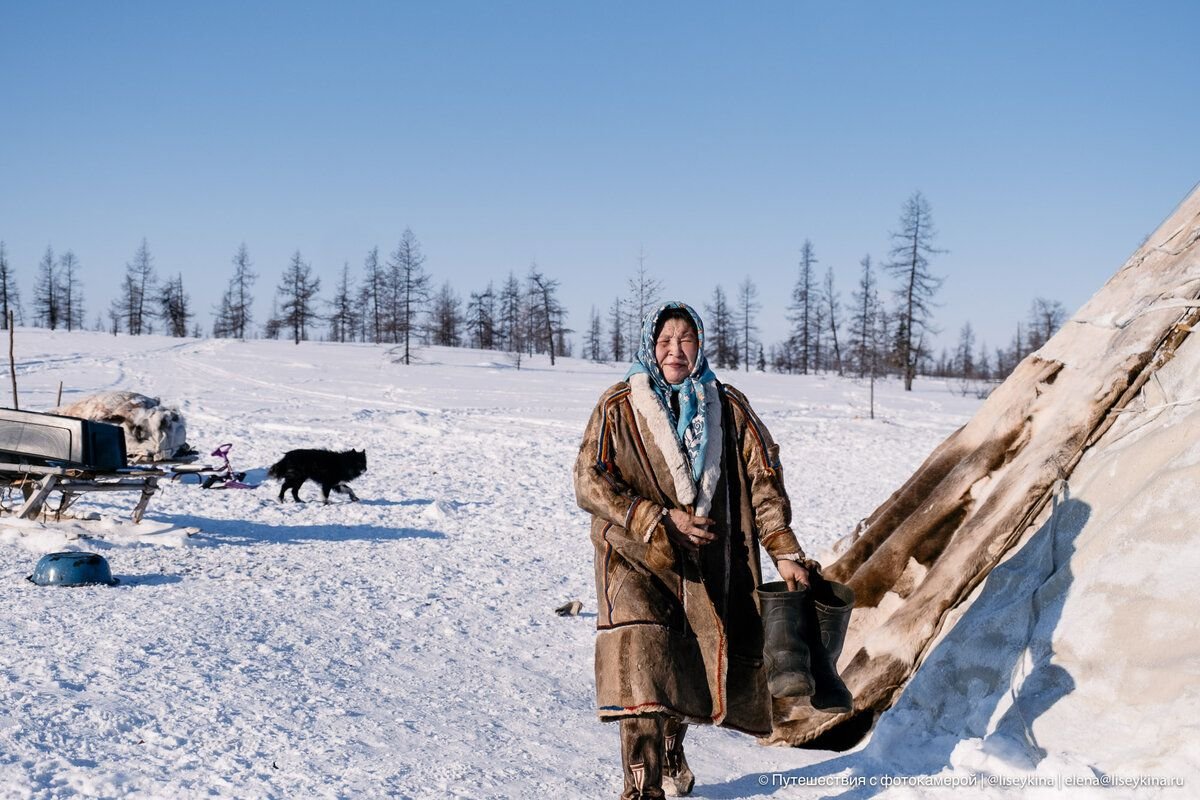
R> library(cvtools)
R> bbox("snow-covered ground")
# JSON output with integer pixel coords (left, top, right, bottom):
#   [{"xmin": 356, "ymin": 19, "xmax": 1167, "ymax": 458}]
[{"xmin": 0, "ymin": 329, "xmax": 995, "ymax": 798}]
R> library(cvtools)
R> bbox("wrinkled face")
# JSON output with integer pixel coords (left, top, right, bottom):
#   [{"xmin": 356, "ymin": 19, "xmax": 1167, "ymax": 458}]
[{"xmin": 655, "ymin": 317, "xmax": 699, "ymax": 384}]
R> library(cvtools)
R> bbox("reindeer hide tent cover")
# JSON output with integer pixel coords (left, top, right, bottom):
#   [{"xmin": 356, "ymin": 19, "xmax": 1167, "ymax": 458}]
[{"xmin": 772, "ymin": 183, "xmax": 1200, "ymax": 756}]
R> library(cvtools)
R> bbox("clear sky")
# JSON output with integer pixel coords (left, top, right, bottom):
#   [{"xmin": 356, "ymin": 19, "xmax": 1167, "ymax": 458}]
[{"xmin": 3, "ymin": 1, "xmax": 1199, "ymax": 357}]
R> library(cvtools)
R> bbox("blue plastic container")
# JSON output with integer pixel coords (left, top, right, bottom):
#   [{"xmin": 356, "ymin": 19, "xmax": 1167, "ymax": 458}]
[{"xmin": 27, "ymin": 552, "xmax": 118, "ymax": 587}]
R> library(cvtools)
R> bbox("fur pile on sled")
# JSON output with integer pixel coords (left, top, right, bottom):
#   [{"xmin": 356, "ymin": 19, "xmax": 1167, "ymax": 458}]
[{"xmin": 56, "ymin": 391, "xmax": 188, "ymax": 463}]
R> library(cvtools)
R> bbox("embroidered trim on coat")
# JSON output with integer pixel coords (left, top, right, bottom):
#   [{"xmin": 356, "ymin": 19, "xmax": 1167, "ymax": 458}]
[
  {"xmin": 643, "ymin": 510, "xmax": 659, "ymax": 543},
  {"xmin": 624, "ymin": 498, "xmax": 641, "ymax": 530}
]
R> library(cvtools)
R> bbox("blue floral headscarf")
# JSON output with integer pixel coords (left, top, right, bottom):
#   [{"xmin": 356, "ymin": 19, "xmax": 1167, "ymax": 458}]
[{"xmin": 624, "ymin": 302, "xmax": 718, "ymax": 481}]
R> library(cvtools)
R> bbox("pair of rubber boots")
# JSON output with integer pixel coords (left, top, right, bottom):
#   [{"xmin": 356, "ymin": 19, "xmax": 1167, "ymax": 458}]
[{"xmin": 757, "ymin": 573, "xmax": 854, "ymax": 713}]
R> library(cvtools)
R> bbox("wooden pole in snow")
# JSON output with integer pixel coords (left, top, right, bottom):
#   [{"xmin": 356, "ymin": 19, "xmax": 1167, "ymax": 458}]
[{"xmin": 8, "ymin": 311, "xmax": 16, "ymax": 410}]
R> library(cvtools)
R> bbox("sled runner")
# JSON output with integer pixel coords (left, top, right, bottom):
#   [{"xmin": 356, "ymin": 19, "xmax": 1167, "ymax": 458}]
[{"xmin": 0, "ymin": 461, "xmax": 162, "ymax": 523}]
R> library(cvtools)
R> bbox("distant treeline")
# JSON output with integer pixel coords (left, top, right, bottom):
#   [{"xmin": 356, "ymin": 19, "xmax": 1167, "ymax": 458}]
[{"xmin": 0, "ymin": 192, "xmax": 1065, "ymax": 388}]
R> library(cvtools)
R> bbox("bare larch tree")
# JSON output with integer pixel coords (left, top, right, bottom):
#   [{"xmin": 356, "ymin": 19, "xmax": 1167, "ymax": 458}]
[
  {"xmin": 123, "ymin": 239, "xmax": 157, "ymax": 335},
  {"xmin": 849, "ymin": 255, "xmax": 880, "ymax": 378},
  {"xmin": 0, "ymin": 242, "xmax": 21, "ymax": 328},
  {"xmin": 498, "ymin": 272, "xmax": 524, "ymax": 355},
  {"xmin": 955, "ymin": 321, "xmax": 976, "ymax": 378},
  {"xmin": 362, "ymin": 246, "xmax": 386, "ymax": 343},
  {"xmin": 608, "ymin": 296, "xmax": 625, "ymax": 363},
  {"xmin": 787, "ymin": 239, "xmax": 818, "ymax": 374},
  {"xmin": 430, "ymin": 281, "xmax": 463, "ymax": 347},
  {"xmin": 1025, "ymin": 298, "xmax": 1067, "ymax": 352},
  {"xmin": 277, "ymin": 251, "xmax": 321, "ymax": 345},
  {"xmin": 224, "ymin": 243, "xmax": 257, "ymax": 340},
  {"xmin": 705, "ymin": 284, "xmax": 738, "ymax": 370},
  {"xmin": 737, "ymin": 277, "xmax": 760, "ymax": 372},
  {"xmin": 466, "ymin": 283, "xmax": 497, "ymax": 350},
  {"xmin": 326, "ymin": 262, "xmax": 358, "ymax": 343},
  {"xmin": 387, "ymin": 229, "xmax": 430, "ymax": 364},
  {"xmin": 884, "ymin": 191, "xmax": 944, "ymax": 391},
  {"xmin": 33, "ymin": 245, "xmax": 58, "ymax": 329},
  {"xmin": 59, "ymin": 250, "xmax": 84, "ymax": 331},
  {"xmin": 585, "ymin": 305, "xmax": 604, "ymax": 362},
  {"xmin": 822, "ymin": 266, "xmax": 843, "ymax": 375},
  {"xmin": 527, "ymin": 265, "xmax": 566, "ymax": 365},
  {"xmin": 158, "ymin": 273, "xmax": 192, "ymax": 337},
  {"xmin": 625, "ymin": 249, "xmax": 662, "ymax": 354}
]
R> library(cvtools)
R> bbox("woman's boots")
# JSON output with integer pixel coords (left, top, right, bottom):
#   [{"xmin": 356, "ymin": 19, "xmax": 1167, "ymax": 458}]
[
  {"xmin": 757, "ymin": 577, "xmax": 855, "ymax": 713},
  {"xmin": 618, "ymin": 715, "xmax": 693, "ymax": 799},
  {"xmin": 662, "ymin": 717, "xmax": 694, "ymax": 796},
  {"xmin": 620, "ymin": 716, "xmax": 665, "ymax": 800}
]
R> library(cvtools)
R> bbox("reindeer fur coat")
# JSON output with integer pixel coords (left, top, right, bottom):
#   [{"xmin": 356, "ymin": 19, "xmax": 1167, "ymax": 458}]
[{"xmin": 574, "ymin": 374, "xmax": 805, "ymax": 734}]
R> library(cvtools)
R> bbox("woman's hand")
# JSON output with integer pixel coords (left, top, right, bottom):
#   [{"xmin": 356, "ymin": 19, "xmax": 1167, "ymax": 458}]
[
  {"xmin": 664, "ymin": 509, "xmax": 716, "ymax": 553},
  {"xmin": 777, "ymin": 559, "xmax": 810, "ymax": 592}
]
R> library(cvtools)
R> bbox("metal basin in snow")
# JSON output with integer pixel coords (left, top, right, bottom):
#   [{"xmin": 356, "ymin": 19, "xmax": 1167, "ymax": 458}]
[{"xmin": 27, "ymin": 552, "xmax": 119, "ymax": 587}]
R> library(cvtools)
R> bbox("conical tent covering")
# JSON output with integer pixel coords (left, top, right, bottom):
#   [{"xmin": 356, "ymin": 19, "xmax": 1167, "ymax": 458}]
[{"xmin": 771, "ymin": 182, "xmax": 1200, "ymax": 752}]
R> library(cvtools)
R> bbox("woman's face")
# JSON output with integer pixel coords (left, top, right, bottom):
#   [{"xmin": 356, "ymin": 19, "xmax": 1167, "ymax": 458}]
[{"xmin": 655, "ymin": 317, "xmax": 699, "ymax": 384}]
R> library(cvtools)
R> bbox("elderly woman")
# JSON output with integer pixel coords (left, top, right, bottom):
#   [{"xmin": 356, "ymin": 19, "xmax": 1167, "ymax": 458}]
[{"xmin": 574, "ymin": 302, "xmax": 810, "ymax": 799}]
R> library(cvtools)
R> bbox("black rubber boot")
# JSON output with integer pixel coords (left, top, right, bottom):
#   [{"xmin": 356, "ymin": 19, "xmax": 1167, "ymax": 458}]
[
  {"xmin": 809, "ymin": 578, "xmax": 855, "ymax": 713},
  {"xmin": 662, "ymin": 716, "xmax": 694, "ymax": 797},
  {"xmin": 757, "ymin": 580, "xmax": 815, "ymax": 698}
]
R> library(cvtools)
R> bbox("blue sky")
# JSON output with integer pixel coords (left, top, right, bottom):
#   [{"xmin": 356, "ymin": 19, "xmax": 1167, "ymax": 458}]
[{"xmin": 3, "ymin": 1, "xmax": 1198, "ymax": 357}]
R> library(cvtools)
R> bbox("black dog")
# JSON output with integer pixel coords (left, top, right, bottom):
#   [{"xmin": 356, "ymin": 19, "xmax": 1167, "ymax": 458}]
[{"xmin": 268, "ymin": 448, "xmax": 367, "ymax": 503}]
